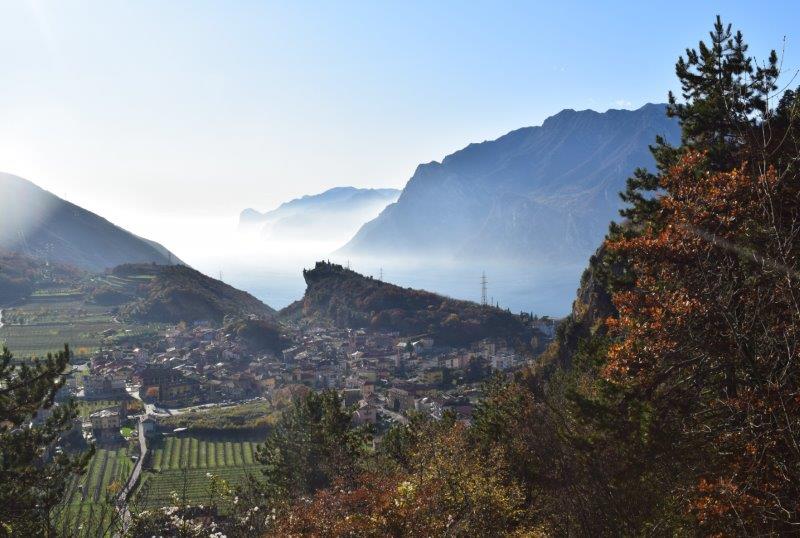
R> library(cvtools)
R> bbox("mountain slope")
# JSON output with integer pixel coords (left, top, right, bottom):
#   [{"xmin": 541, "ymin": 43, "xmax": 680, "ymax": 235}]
[
  {"xmin": 0, "ymin": 250, "xmax": 84, "ymax": 304},
  {"xmin": 534, "ymin": 245, "xmax": 618, "ymax": 377},
  {"xmin": 280, "ymin": 261, "xmax": 529, "ymax": 347},
  {"xmin": 240, "ymin": 186, "xmax": 400, "ymax": 241},
  {"xmin": 0, "ymin": 253, "xmax": 275, "ymax": 324},
  {"xmin": 338, "ymin": 103, "xmax": 680, "ymax": 264},
  {"xmin": 0, "ymin": 173, "xmax": 181, "ymax": 272},
  {"xmin": 113, "ymin": 264, "xmax": 274, "ymax": 324}
]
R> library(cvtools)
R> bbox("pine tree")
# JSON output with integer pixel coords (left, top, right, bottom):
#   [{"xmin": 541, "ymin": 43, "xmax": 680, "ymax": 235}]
[
  {"xmin": 616, "ymin": 15, "xmax": 780, "ymax": 235},
  {"xmin": 0, "ymin": 345, "xmax": 92, "ymax": 536},
  {"xmin": 603, "ymin": 16, "xmax": 800, "ymax": 533},
  {"xmin": 253, "ymin": 390, "xmax": 369, "ymax": 499},
  {"xmin": 669, "ymin": 15, "xmax": 779, "ymax": 169}
]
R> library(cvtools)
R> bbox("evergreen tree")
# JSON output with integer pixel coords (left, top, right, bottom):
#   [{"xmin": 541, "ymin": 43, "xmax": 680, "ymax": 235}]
[
  {"xmin": 669, "ymin": 16, "xmax": 778, "ymax": 169},
  {"xmin": 253, "ymin": 390, "xmax": 369, "ymax": 500},
  {"xmin": 617, "ymin": 15, "xmax": 780, "ymax": 234},
  {"xmin": 0, "ymin": 345, "xmax": 91, "ymax": 536},
  {"xmin": 602, "ymin": 16, "xmax": 800, "ymax": 533}
]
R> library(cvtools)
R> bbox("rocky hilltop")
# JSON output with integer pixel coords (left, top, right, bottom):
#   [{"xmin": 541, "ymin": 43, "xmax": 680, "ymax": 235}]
[{"xmin": 280, "ymin": 261, "xmax": 530, "ymax": 347}]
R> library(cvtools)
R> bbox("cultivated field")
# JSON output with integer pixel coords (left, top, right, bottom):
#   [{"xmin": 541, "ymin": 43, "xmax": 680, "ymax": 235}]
[
  {"xmin": 151, "ymin": 435, "xmax": 260, "ymax": 470},
  {"xmin": 0, "ymin": 290, "xmax": 162, "ymax": 360},
  {"xmin": 136, "ymin": 433, "xmax": 264, "ymax": 510},
  {"xmin": 55, "ymin": 446, "xmax": 135, "ymax": 537}
]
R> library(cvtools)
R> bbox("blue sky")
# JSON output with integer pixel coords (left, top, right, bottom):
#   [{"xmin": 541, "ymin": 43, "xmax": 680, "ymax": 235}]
[{"xmin": 0, "ymin": 1, "xmax": 797, "ymax": 238}]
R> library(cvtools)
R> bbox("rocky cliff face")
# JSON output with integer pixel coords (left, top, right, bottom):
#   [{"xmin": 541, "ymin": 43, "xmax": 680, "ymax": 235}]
[
  {"xmin": 338, "ymin": 103, "xmax": 679, "ymax": 264},
  {"xmin": 538, "ymin": 246, "xmax": 618, "ymax": 372}
]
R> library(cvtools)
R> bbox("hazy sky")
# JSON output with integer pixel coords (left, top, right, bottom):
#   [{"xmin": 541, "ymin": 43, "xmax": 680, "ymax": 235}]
[{"xmin": 0, "ymin": 1, "xmax": 797, "ymax": 240}]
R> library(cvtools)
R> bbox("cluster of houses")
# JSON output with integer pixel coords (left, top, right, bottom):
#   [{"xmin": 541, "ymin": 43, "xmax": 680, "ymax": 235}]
[
  {"xmin": 249, "ymin": 322, "xmax": 546, "ymax": 426},
  {"xmin": 75, "ymin": 323, "xmax": 284, "ymax": 408},
  {"xmin": 64, "ymin": 314, "xmax": 557, "ymax": 438},
  {"xmin": 80, "ymin": 403, "xmax": 157, "ymax": 450}
]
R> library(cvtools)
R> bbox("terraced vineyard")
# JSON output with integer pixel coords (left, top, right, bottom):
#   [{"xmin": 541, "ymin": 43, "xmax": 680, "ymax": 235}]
[
  {"xmin": 151, "ymin": 435, "xmax": 260, "ymax": 470},
  {"xmin": 55, "ymin": 446, "xmax": 135, "ymax": 537},
  {"xmin": 0, "ymin": 292, "xmax": 162, "ymax": 360},
  {"xmin": 136, "ymin": 434, "xmax": 264, "ymax": 510}
]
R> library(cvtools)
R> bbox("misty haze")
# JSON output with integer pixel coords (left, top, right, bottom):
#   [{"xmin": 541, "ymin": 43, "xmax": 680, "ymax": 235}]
[{"xmin": 1, "ymin": 3, "xmax": 798, "ymax": 537}]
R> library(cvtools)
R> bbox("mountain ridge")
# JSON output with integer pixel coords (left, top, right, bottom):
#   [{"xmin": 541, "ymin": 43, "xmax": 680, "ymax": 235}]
[
  {"xmin": 240, "ymin": 186, "xmax": 400, "ymax": 243},
  {"xmin": 338, "ymin": 103, "xmax": 680, "ymax": 264},
  {"xmin": 241, "ymin": 186, "xmax": 399, "ymax": 225}
]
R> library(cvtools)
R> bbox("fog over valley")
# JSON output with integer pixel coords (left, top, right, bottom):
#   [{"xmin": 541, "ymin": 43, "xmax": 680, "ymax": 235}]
[
  {"xmin": 109, "ymin": 102, "xmax": 680, "ymax": 317},
  {"xmin": 118, "ymin": 212, "xmax": 582, "ymax": 316},
  {"xmin": 1, "ymin": 5, "xmax": 797, "ymax": 535}
]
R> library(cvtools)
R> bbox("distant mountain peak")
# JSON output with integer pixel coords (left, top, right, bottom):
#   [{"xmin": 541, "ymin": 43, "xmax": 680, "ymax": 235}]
[
  {"xmin": 337, "ymin": 103, "xmax": 679, "ymax": 264},
  {"xmin": 238, "ymin": 186, "xmax": 400, "ymax": 243}
]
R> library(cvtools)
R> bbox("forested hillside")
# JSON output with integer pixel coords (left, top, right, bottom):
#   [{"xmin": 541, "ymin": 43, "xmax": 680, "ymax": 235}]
[
  {"xmin": 0, "ymin": 251, "xmax": 87, "ymax": 303},
  {"xmin": 281, "ymin": 261, "xmax": 530, "ymax": 347},
  {"xmin": 115, "ymin": 264, "xmax": 275, "ymax": 324}
]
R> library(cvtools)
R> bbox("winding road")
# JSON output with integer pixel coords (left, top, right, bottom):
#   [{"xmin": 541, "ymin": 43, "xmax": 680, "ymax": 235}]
[{"xmin": 116, "ymin": 416, "xmax": 148, "ymax": 535}]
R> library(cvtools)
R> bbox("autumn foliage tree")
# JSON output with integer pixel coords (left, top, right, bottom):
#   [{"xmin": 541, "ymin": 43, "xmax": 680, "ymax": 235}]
[
  {"xmin": 269, "ymin": 417, "xmax": 532, "ymax": 537},
  {"xmin": 604, "ymin": 16, "xmax": 800, "ymax": 533},
  {"xmin": 237, "ymin": 17, "xmax": 800, "ymax": 537}
]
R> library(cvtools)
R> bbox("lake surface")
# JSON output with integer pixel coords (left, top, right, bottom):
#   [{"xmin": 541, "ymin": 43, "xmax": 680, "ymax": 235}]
[
  {"xmin": 129, "ymin": 215, "xmax": 584, "ymax": 317},
  {"xmin": 190, "ymin": 245, "xmax": 584, "ymax": 317}
]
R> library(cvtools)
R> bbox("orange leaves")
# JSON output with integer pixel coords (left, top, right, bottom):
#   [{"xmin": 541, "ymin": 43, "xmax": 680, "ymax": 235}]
[
  {"xmin": 692, "ymin": 477, "xmax": 762, "ymax": 528},
  {"xmin": 603, "ymin": 148, "xmax": 800, "ymax": 530},
  {"xmin": 269, "ymin": 423, "xmax": 529, "ymax": 536}
]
